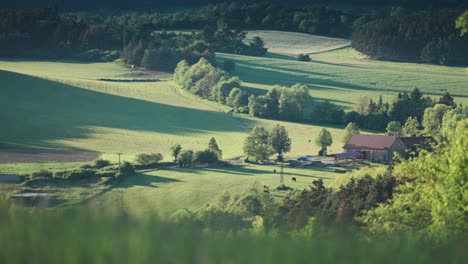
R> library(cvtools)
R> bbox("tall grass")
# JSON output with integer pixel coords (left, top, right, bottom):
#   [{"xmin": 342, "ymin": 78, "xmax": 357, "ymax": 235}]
[{"xmin": 0, "ymin": 205, "xmax": 465, "ymax": 264}]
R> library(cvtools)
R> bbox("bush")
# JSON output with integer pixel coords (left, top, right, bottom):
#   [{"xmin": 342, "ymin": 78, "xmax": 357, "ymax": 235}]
[
  {"xmin": 95, "ymin": 170, "xmax": 117, "ymax": 178},
  {"xmin": 31, "ymin": 170, "xmax": 53, "ymax": 179},
  {"xmin": 135, "ymin": 153, "xmax": 164, "ymax": 166},
  {"xmin": 297, "ymin": 54, "xmax": 311, "ymax": 62},
  {"xmin": 54, "ymin": 170, "xmax": 96, "ymax": 181},
  {"xmin": 93, "ymin": 159, "xmax": 111, "ymax": 169},
  {"xmin": 116, "ymin": 162, "xmax": 135, "ymax": 179},
  {"xmin": 193, "ymin": 149, "xmax": 219, "ymax": 164}
]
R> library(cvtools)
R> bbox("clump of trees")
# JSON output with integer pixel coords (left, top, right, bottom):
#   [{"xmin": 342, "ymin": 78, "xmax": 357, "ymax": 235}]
[
  {"xmin": 244, "ymin": 125, "xmax": 291, "ymax": 163},
  {"xmin": 176, "ymin": 138, "xmax": 223, "ymax": 168},
  {"xmin": 249, "ymin": 84, "xmax": 312, "ymax": 122},
  {"xmin": 352, "ymin": 10, "xmax": 468, "ymax": 66}
]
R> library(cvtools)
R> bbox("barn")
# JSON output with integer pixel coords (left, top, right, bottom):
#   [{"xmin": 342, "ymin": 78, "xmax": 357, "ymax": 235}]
[{"xmin": 343, "ymin": 134, "xmax": 407, "ymax": 163}]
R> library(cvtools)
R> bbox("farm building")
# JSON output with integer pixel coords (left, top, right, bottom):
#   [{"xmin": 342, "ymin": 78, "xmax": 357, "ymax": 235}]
[
  {"xmin": 342, "ymin": 135, "xmax": 434, "ymax": 163},
  {"xmin": 343, "ymin": 135, "xmax": 407, "ymax": 163}
]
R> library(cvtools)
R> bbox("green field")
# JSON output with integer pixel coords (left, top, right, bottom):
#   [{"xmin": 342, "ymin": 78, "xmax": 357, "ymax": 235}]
[
  {"xmin": 1, "ymin": 30, "xmax": 466, "ymax": 215},
  {"xmin": 218, "ymin": 48, "xmax": 468, "ymax": 109},
  {"xmin": 246, "ymin": 30, "xmax": 351, "ymax": 55},
  {"xmin": 0, "ymin": 60, "xmax": 349, "ymax": 166}
]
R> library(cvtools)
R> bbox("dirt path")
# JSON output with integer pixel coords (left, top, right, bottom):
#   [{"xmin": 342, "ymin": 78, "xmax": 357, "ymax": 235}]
[{"xmin": 0, "ymin": 148, "xmax": 98, "ymax": 164}]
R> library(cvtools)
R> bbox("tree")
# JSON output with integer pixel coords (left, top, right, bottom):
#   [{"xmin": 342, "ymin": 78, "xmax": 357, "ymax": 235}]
[
  {"xmin": 268, "ymin": 125, "xmax": 292, "ymax": 159},
  {"xmin": 243, "ymin": 126, "xmax": 273, "ymax": 162},
  {"xmin": 170, "ymin": 144, "xmax": 182, "ymax": 161},
  {"xmin": 360, "ymin": 120, "xmax": 467, "ymax": 241},
  {"xmin": 342, "ymin": 122, "xmax": 360, "ymax": 144},
  {"xmin": 354, "ymin": 96, "xmax": 369, "ymax": 115},
  {"xmin": 403, "ymin": 117, "xmax": 420, "ymax": 136},
  {"xmin": 422, "ymin": 104, "xmax": 452, "ymax": 136},
  {"xmin": 264, "ymin": 87, "xmax": 281, "ymax": 119},
  {"xmin": 456, "ymin": 10, "xmax": 468, "ymax": 36},
  {"xmin": 386, "ymin": 121, "xmax": 402, "ymax": 136},
  {"xmin": 315, "ymin": 128, "xmax": 333, "ymax": 155},
  {"xmin": 208, "ymin": 137, "xmax": 222, "ymax": 159},
  {"xmin": 135, "ymin": 153, "xmax": 164, "ymax": 166},
  {"xmin": 438, "ymin": 92, "xmax": 456, "ymax": 108},
  {"xmin": 177, "ymin": 150, "xmax": 194, "ymax": 168}
]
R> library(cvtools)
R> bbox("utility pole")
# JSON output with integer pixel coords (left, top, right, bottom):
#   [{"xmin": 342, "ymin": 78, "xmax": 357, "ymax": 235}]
[
  {"xmin": 280, "ymin": 154, "xmax": 284, "ymax": 186},
  {"xmin": 117, "ymin": 153, "xmax": 122, "ymax": 174}
]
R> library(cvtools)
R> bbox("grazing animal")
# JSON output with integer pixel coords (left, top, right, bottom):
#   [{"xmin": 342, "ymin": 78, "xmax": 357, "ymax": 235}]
[
  {"xmin": 291, "ymin": 177, "xmax": 297, "ymax": 182},
  {"xmin": 370, "ymin": 82, "xmax": 376, "ymax": 86},
  {"xmin": 131, "ymin": 65, "xmax": 135, "ymax": 70},
  {"xmin": 263, "ymin": 189, "xmax": 270, "ymax": 194}
]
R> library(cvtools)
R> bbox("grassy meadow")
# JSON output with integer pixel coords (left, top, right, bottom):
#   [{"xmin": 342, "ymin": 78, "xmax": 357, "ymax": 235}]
[
  {"xmin": 0, "ymin": 60, "xmax": 348, "ymax": 166},
  {"xmin": 1, "ymin": 30, "xmax": 467, "ymax": 216}
]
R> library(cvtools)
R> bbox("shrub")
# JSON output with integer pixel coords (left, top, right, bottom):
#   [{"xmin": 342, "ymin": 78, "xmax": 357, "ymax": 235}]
[
  {"xmin": 116, "ymin": 162, "xmax": 135, "ymax": 179},
  {"xmin": 31, "ymin": 170, "xmax": 53, "ymax": 179},
  {"xmin": 95, "ymin": 170, "xmax": 117, "ymax": 178},
  {"xmin": 297, "ymin": 53, "xmax": 311, "ymax": 62},
  {"xmin": 193, "ymin": 149, "xmax": 219, "ymax": 164},
  {"xmin": 54, "ymin": 170, "xmax": 96, "ymax": 180},
  {"xmin": 135, "ymin": 153, "xmax": 164, "ymax": 166},
  {"xmin": 93, "ymin": 159, "xmax": 111, "ymax": 169}
]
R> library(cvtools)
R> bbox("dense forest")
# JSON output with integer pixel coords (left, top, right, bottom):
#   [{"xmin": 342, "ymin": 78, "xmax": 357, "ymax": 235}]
[
  {"xmin": 4, "ymin": 0, "xmax": 468, "ymax": 10},
  {"xmin": 1, "ymin": 3, "xmax": 467, "ymax": 65},
  {"xmin": 353, "ymin": 10, "xmax": 468, "ymax": 65}
]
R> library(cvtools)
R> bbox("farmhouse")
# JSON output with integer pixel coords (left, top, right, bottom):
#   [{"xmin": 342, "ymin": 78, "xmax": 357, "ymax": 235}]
[
  {"xmin": 342, "ymin": 135, "xmax": 434, "ymax": 163},
  {"xmin": 343, "ymin": 134, "xmax": 407, "ymax": 163}
]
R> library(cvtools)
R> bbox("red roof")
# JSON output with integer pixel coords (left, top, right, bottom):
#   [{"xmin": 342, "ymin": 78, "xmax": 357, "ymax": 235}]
[{"xmin": 344, "ymin": 134, "xmax": 398, "ymax": 150}]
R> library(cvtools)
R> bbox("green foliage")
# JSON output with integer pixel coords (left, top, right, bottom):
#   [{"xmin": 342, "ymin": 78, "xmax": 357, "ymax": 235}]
[
  {"xmin": 311, "ymin": 100, "xmax": 345, "ymax": 125},
  {"xmin": 243, "ymin": 126, "xmax": 273, "ymax": 162},
  {"xmin": 456, "ymin": 10, "xmax": 468, "ymax": 36},
  {"xmin": 386, "ymin": 121, "xmax": 402, "ymax": 136},
  {"xmin": 353, "ymin": 10, "xmax": 468, "ymax": 66},
  {"xmin": 342, "ymin": 122, "xmax": 360, "ymax": 144},
  {"xmin": 208, "ymin": 137, "xmax": 222, "ymax": 160},
  {"xmin": 315, "ymin": 128, "xmax": 333, "ymax": 154},
  {"xmin": 135, "ymin": 153, "xmax": 164, "ymax": 166},
  {"xmin": 117, "ymin": 162, "xmax": 135, "ymax": 179},
  {"xmin": 388, "ymin": 88, "xmax": 433, "ymax": 124},
  {"xmin": 360, "ymin": 120, "xmax": 468, "ymax": 242},
  {"xmin": 93, "ymin": 159, "xmax": 111, "ymax": 169},
  {"xmin": 31, "ymin": 169, "xmax": 53, "ymax": 179},
  {"xmin": 178, "ymin": 150, "xmax": 194, "ymax": 167},
  {"xmin": 268, "ymin": 125, "xmax": 291, "ymax": 157},
  {"xmin": 297, "ymin": 53, "xmax": 311, "ymax": 62},
  {"xmin": 54, "ymin": 169, "xmax": 96, "ymax": 181},
  {"xmin": 170, "ymin": 144, "xmax": 182, "ymax": 161},
  {"xmin": 193, "ymin": 150, "xmax": 219, "ymax": 164},
  {"xmin": 422, "ymin": 104, "xmax": 452, "ymax": 136},
  {"xmin": 438, "ymin": 92, "xmax": 456, "ymax": 108},
  {"xmin": 403, "ymin": 117, "xmax": 420, "ymax": 136}
]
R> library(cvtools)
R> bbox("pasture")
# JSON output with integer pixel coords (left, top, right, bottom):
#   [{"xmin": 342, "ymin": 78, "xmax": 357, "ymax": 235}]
[
  {"xmin": 219, "ymin": 38, "xmax": 468, "ymax": 108},
  {"xmin": 0, "ymin": 60, "xmax": 347, "ymax": 171},
  {"xmin": 246, "ymin": 30, "xmax": 351, "ymax": 55}
]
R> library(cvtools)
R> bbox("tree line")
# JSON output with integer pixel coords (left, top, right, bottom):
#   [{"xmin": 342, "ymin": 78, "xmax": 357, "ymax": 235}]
[{"xmin": 353, "ymin": 10, "xmax": 468, "ymax": 66}]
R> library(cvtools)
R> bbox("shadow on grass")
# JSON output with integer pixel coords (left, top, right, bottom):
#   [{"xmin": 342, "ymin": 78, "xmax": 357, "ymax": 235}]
[
  {"xmin": 0, "ymin": 70, "xmax": 251, "ymax": 150},
  {"xmin": 117, "ymin": 173, "xmax": 183, "ymax": 188}
]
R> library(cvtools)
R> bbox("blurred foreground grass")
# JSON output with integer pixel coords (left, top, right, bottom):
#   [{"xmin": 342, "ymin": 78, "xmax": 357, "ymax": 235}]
[{"xmin": 0, "ymin": 205, "xmax": 465, "ymax": 264}]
